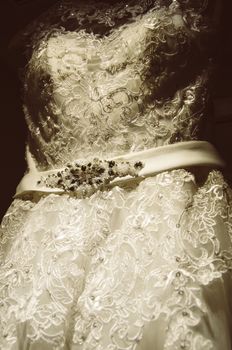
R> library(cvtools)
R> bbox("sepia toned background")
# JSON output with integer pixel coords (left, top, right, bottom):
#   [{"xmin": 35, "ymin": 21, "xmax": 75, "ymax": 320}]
[{"xmin": 0, "ymin": 0, "xmax": 231, "ymax": 219}]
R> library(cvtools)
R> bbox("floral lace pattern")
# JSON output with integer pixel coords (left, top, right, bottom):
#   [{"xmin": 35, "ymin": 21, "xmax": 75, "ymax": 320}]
[
  {"xmin": 0, "ymin": 169, "xmax": 232, "ymax": 349},
  {"xmin": 21, "ymin": 0, "xmax": 212, "ymax": 170},
  {"xmin": 2, "ymin": 1, "xmax": 231, "ymax": 349}
]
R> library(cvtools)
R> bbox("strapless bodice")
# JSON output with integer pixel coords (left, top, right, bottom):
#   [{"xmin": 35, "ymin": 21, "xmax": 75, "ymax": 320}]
[{"xmin": 22, "ymin": 0, "xmax": 210, "ymax": 171}]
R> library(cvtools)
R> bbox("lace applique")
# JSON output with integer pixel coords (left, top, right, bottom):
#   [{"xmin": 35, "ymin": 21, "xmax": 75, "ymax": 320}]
[
  {"xmin": 21, "ymin": 0, "xmax": 212, "ymax": 170},
  {"xmin": 1, "ymin": 169, "xmax": 232, "ymax": 349}
]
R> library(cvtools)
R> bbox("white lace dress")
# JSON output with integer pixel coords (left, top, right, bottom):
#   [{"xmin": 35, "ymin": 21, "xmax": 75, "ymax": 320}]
[{"xmin": 1, "ymin": 1, "xmax": 232, "ymax": 349}]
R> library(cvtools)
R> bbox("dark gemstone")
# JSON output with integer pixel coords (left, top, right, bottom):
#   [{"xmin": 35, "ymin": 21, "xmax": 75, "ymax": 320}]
[
  {"xmin": 69, "ymin": 186, "xmax": 75, "ymax": 191},
  {"xmin": 37, "ymin": 181, "xmax": 41, "ymax": 184},
  {"xmin": 81, "ymin": 165, "xmax": 86, "ymax": 171},
  {"xmin": 57, "ymin": 172, "xmax": 61, "ymax": 177},
  {"xmin": 108, "ymin": 170, "xmax": 114, "ymax": 176},
  {"xmin": 108, "ymin": 161, "xmax": 115, "ymax": 167},
  {"xmin": 87, "ymin": 163, "xmax": 92, "ymax": 167},
  {"xmin": 134, "ymin": 161, "xmax": 143, "ymax": 168},
  {"xmin": 98, "ymin": 167, "xmax": 105, "ymax": 174},
  {"xmin": 57, "ymin": 179, "xmax": 63, "ymax": 185}
]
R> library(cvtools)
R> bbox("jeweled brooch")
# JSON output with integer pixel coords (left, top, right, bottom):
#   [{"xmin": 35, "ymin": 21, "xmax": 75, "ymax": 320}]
[{"xmin": 37, "ymin": 158, "xmax": 144, "ymax": 195}]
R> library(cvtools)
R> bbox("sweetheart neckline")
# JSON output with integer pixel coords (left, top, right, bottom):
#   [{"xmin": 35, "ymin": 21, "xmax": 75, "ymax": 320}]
[{"xmin": 44, "ymin": 6, "xmax": 156, "ymax": 45}]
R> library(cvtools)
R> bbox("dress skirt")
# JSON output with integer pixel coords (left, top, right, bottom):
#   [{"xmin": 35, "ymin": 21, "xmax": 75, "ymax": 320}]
[{"xmin": 0, "ymin": 168, "xmax": 232, "ymax": 350}]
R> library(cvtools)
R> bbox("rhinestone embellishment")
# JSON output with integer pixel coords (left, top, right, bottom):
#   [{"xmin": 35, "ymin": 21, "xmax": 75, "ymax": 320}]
[{"xmin": 37, "ymin": 158, "xmax": 144, "ymax": 195}]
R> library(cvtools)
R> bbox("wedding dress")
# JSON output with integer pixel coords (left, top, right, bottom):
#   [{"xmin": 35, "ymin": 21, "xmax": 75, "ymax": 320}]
[{"xmin": 1, "ymin": 0, "xmax": 232, "ymax": 349}]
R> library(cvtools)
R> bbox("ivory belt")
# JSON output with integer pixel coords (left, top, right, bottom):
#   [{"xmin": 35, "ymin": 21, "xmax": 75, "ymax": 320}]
[{"xmin": 14, "ymin": 141, "xmax": 225, "ymax": 198}]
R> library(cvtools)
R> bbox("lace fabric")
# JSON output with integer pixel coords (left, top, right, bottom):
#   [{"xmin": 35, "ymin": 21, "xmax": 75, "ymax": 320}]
[
  {"xmin": 19, "ymin": 0, "xmax": 212, "ymax": 170},
  {"xmin": 1, "ymin": 1, "xmax": 232, "ymax": 349},
  {"xmin": 0, "ymin": 169, "xmax": 232, "ymax": 349}
]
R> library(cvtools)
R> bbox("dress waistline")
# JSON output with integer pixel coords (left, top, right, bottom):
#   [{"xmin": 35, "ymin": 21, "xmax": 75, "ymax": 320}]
[{"xmin": 14, "ymin": 141, "xmax": 225, "ymax": 198}]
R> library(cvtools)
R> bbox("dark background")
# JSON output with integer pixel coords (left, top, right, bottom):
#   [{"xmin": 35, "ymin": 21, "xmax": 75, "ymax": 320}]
[{"xmin": 0, "ymin": 0, "xmax": 232, "ymax": 219}]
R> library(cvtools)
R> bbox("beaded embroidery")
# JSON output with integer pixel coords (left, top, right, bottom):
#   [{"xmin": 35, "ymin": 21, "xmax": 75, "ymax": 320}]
[{"xmin": 38, "ymin": 159, "xmax": 144, "ymax": 194}]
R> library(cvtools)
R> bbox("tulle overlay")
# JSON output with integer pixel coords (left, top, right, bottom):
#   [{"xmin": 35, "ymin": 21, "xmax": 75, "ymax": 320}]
[{"xmin": 1, "ymin": 169, "xmax": 232, "ymax": 349}]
